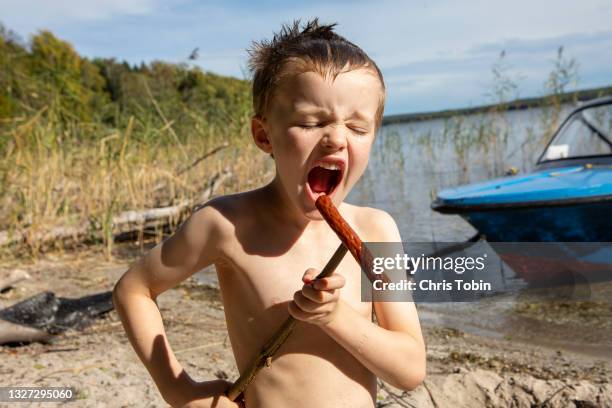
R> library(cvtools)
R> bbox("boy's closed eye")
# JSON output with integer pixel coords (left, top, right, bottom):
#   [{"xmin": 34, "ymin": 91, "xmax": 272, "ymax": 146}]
[
  {"xmin": 298, "ymin": 122, "xmax": 322, "ymax": 129},
  {"xmin": 296, "ymin": 122, "xmax": 370, "ymax": 135}
]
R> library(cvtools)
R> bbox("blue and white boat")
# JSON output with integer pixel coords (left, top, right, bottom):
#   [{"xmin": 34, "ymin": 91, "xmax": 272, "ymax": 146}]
[{"xmin": 432, "ymin": 97, "xmax": 612, "ymax": 283}]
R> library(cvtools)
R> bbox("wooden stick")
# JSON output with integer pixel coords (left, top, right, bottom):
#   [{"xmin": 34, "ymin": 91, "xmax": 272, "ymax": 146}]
[{"xmin": 225, "ymin": 243, "xmax": 348, "ymax": 401}]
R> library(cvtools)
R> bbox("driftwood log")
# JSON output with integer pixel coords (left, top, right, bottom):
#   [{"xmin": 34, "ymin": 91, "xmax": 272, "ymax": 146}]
[
  {"xmin": 0, "ymin": 169, "xmax": 231, "ymax": 249},
  {"xmin": 0, "ymin": 319, "xmax": 51, "ymax": 344}
]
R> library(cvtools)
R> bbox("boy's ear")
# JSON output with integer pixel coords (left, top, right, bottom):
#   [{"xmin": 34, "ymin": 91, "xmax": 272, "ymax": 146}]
[{"xmin": 251, "ymin": 115, "xmax": 273, "ymax": 155}]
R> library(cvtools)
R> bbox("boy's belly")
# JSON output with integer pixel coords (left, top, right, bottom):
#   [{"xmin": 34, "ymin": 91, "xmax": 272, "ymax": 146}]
[
  {"xmin": 215, "ymin": 253, "xmax": 374, "ymax": 407},
  {"xmin": 243, "ymin": 323, "xmax": 376, "ymax": 408}
]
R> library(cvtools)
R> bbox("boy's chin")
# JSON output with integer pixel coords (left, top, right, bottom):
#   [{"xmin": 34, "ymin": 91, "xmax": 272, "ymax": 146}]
[
  {"xmin": 294, "ymin": 194, "xmax": 323, "ymax": 220},
  {"xmin": 302, "ymin": 207, "xmax": 326, "ymax": 221}
]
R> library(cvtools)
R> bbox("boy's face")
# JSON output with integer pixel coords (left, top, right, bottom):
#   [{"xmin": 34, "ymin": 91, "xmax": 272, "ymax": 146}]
[{"xmin": 253, "ymin": 68, "xmax": 382, "ymax": 219}]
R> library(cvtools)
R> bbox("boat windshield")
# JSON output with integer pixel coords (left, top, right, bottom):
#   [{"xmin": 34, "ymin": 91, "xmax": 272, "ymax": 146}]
[{"xmin": 541, "ymin": 103, "xmax": 612, "ymax": 162}]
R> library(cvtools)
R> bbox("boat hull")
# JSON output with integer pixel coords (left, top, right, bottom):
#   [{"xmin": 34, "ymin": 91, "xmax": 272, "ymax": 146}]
[
  {"xmin": 459, "ymin": 201, "xmax": 612, "ymax": 284},
  {"xmin": 462, "ymin": 200, "xmax": 612, "ymax": 242}
]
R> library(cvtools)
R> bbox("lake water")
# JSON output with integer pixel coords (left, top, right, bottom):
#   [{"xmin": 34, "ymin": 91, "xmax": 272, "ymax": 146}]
[
  {"xmin": 344, "ymin": 103, "xmax": 610, "ymax": 355},
  {"xmin": 196, "ymin": 102, "xmax": 611, "ymax": 355},
  {"xmin": 347, "ymin": 104, "xmax": 576, "ymax": 242}
]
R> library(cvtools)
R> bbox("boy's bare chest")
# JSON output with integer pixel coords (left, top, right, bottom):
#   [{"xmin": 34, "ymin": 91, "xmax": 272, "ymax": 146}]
[
  {"xmin": 214, "ymin": 233, "xmax": 372, "ymax": 370},
  {"xmin": 216, "ymin": 238, "xmax": 368, "ymax": 314}
]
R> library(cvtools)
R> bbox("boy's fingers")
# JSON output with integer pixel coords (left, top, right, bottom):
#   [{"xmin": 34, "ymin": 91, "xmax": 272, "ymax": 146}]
[
  {"xmin": 288, "ymin": 300, "xmax": 326, "ymax": 320},
  {"xmin": 302, "ymin": 268, "xmax": 319, "ymax": 284},
  {"xmin": 288, "ymin": 301, "xmax": 306, "ymax": 319},
  {"xmin": 313, "ymin": 274, "xmax": 345, "ymax": 290},
  {"xmin": 301, "ymin": 284, "xmax": 335, "ymax": 304},
  {"xmin": 293, "ymin": 290, "xmax": 325, "ymax": 311}
]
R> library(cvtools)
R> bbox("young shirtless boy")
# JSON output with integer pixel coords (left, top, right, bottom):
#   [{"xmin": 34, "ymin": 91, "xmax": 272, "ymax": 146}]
[{"xmin": 112, "ymin": 18, "xmax": 426, "ymax": 408}]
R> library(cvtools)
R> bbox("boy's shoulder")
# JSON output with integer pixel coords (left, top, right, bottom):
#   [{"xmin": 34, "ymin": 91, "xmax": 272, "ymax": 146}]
[
  {"xmin": 340, "ymin": 202, "xmax": 401, "ymax": 242},
  {"xmin": 196, "ymin": 190, "xmax": 252, "ymax": 214},
  {"xmin": 192, "ymin": 190, "xmax": 257, "ymax": 225},
  {"xmin": 190, "ymin": 188, "xmax": 268, "ymax": 234}
]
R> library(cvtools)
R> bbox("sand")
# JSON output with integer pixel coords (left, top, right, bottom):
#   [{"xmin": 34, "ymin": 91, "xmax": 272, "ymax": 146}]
[{"xmin": 0, "ymin": 245, "xmax": 610, "ymax": 408}]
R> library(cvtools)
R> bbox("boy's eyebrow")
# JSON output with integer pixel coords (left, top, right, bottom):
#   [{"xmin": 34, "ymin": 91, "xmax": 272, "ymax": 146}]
[{"xmin": 293, "ymin": 107, "xmax": 372, "ymax": 122}]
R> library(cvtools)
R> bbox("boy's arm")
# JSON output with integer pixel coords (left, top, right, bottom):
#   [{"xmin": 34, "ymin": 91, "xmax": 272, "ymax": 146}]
[
  {"xmin": 112, "ymin": 204, "xmax": 232, "ymax": 407},
  {"xmin": 320, "ymin": 295, "xmax": 425, "ymax": 390},
  {"xmin": 291, "ymin": 210, "xmax": 426, "ymax": 391}
]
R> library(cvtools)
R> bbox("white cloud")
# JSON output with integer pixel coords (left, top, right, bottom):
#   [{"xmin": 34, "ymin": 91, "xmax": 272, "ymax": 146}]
[
  {"xmin": 329, "ymin": 0, "xmax": 612, "ymax": 69},
  {"xmin": 0, "ymin": 0, "xmax": 162, "ymax": 33}
]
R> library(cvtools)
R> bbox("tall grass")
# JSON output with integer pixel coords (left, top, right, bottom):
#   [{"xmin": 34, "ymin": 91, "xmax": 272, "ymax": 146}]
[
  {"xmin": 414, "ymin": 47, "xmax": 583, "ymax": 181},
  {"xmin": 0, "ymin": 25, "xmax": 280, "ymax": 260},
  {"xmin": 0, "ymin": 98, "xmax": 273, "ymax": 260}
]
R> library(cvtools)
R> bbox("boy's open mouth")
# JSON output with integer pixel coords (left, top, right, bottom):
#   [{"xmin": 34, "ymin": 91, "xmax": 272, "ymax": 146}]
[{"xmin": 307, "ymin": 163, "xmax": 343, "ymax": 196}]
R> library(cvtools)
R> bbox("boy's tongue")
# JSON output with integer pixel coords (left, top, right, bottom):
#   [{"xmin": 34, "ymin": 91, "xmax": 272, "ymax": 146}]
[{"xmin": 308, "ymin": 167, "xmax": 339, "ymax": 194}]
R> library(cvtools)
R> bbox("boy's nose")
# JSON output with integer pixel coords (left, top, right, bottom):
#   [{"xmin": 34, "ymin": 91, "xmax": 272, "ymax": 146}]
[{"xmin": 321, "ymin": 125, "xmax": 347, "ymax": 150}]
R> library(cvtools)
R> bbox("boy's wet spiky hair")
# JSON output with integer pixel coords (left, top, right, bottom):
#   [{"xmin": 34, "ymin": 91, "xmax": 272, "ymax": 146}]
[{"xmin": 247, "ymin": 18, "xmax": 386, "ymax": 128}]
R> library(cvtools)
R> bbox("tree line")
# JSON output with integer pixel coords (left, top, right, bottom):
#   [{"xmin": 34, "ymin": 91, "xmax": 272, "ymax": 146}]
[{"xmin": 0, "ymin": 23, "xmax": 252, "ymax": 150}]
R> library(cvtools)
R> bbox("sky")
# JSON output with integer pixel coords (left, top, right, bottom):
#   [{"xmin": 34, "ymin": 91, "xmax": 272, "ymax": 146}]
[{"xmin": 1, "ymin": 0, "xmax": 611, "ymax": 115}]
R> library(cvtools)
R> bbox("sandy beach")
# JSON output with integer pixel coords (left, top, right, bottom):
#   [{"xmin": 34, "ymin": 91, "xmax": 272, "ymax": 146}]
[{"xmin": 0, "ymin": 243, "xmax": 610, "ymax": 408}]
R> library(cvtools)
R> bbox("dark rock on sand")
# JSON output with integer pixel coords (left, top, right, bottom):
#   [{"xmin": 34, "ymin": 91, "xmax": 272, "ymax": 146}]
[{"xmin": 0, "ymin": 291, "xmax": 113, "ymax": 345}]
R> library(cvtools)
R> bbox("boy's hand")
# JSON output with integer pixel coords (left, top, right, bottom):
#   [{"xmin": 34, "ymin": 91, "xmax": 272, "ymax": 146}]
[
  {"xmin": 288, "ymin": 268, "xmax": 346, "ymax": 325},
  {"xmin": 177, "ymin": 379, "xmax": 245, "ymax": 408}
]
